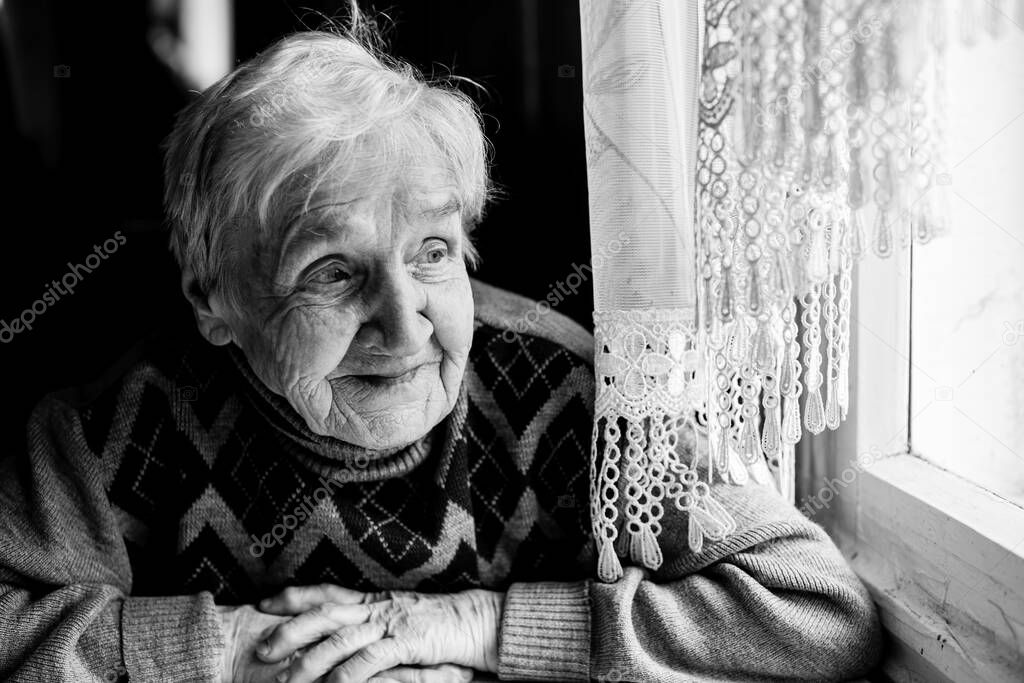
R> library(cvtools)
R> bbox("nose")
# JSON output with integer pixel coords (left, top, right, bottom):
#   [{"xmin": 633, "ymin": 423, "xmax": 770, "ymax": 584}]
[{"xmin": 354, "ymin": 264, "xmax": 431, "ymax": 357}]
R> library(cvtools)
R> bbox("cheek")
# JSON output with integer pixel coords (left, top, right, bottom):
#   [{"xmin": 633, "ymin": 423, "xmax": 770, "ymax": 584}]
[
  {"xmin": 240, "ymin": 306, "xmax": 360, "ymax": 389},
  {"xmin": 427, "ymin": 275, "xmax": 474, "ymax": 359}
]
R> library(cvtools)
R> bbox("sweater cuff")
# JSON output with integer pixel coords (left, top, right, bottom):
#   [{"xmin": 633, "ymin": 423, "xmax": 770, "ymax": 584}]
[
  {"xmin": 498, "ymin": 580, "xmax": 591, "ymax": 681},
  {"xmin": 121, "ymin": 592, "xmax": 225, "ymax": 683}
]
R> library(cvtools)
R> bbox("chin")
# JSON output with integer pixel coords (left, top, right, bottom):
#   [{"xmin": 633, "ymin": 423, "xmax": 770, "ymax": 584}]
[
  {"xmin": 344, "ymin": 406, "xmax": 438, "ymax": 450},
  {"xmin": 327, "ymin": 375, "xmax": 452, "ymax": 450}
]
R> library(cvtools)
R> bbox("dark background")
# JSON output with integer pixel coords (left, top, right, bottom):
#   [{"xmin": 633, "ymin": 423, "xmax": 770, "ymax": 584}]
[{"xmin": 0, "ymin": 0, "xmax": 591, "ymax": 440}]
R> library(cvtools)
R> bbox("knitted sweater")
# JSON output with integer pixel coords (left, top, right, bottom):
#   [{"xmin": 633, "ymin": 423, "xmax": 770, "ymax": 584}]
[{"xmin": 0, "ymin": 279, "xmax": 881, "ymax": 682}]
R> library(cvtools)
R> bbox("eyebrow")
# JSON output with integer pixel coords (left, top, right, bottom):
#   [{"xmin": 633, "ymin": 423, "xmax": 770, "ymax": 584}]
[
  {"xmin": 414, "ymin": 197, "xmax": 462, "ymax": 220},
  {"xmin": 280, "ymin": 201, "xmax": 357, "ymax": 243}
]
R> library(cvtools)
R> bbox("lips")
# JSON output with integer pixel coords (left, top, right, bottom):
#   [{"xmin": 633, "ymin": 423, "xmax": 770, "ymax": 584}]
[
  {"xmin": 357, "ymin": 365, "xmax": 423, "ymax": 386},
  {"xmin": 342, "ymin": 360, "xmax": 441, "ymax": 387}
]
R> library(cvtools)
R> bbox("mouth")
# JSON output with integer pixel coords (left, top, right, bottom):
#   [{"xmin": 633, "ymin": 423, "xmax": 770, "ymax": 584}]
[{"xmin": 346, "ymin": 361, "xmax": 440, "ymax": 387}]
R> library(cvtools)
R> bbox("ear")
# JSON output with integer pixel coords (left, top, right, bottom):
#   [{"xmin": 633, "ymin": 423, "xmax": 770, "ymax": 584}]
[{"xmin": 181, "ymin": 265, "xmax": 236, "ymax": 346}]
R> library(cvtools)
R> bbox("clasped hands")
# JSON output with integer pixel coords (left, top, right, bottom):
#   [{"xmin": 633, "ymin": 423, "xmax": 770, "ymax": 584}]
[{"xmin": 218, "ymin": 584, "xmax": 504, "ymax": 683}]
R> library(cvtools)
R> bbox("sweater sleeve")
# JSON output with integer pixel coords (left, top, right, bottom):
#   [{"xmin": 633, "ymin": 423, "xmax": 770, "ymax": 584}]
[
  {"xmin": 0, "ymin": 396, "xmax": 225, "ymax": 682},
  {"xmin": 496, "ymin": 473, "xmax": 882, "ymax": 682}
]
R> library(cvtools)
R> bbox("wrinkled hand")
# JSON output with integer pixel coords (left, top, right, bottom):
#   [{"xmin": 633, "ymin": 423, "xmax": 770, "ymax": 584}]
[
  {"xmin": 254, "ymin": 583, "xmax": 504, "ymax": 683},
  {"xmin": 218, "ymin": 604, "xmax": 296, "ymax": 682}
]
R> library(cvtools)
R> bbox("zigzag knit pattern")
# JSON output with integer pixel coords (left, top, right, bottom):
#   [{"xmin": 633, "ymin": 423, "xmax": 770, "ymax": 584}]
[{"xmin": 73, "ymin": 320, "xmax": 596, "ymax": 604}]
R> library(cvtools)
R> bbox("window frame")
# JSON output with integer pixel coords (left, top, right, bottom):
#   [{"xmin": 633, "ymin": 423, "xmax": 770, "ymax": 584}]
[{"xmin": 827, "ymin": 243, "xmax": 1024, "ymax": 683}]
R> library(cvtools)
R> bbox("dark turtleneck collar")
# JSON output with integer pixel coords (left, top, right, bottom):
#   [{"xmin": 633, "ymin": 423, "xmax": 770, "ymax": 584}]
[{"xmin": 226, "ymin": 344, "xmax": 465, "ymax": 481}]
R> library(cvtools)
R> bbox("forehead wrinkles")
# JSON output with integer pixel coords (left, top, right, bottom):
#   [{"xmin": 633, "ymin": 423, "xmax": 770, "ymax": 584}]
[
  {"xmin": 313, "ymin": 162, "xmax": 456, "ymax": 224},
  {"xmin": 393, "ymin": 165, "xmax": 459, "ymax": 217},
  {"xmin": 252, "ymin": 161, "xmax": 458, "ymax": 263}
]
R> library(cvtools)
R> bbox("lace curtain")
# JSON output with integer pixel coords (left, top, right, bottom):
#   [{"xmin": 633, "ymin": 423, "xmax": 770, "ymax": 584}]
[{"xmin": 579, "ymin": 0, "xmax": 1008, "ymax": 583}]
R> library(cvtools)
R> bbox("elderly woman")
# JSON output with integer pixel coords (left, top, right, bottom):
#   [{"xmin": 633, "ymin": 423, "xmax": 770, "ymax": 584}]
[{"xmin": 0, "ymin": 20, "xmax": 881, "ymax": 683}]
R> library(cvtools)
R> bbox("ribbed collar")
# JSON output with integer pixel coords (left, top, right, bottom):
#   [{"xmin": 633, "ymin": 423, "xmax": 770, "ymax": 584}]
[{"xmin": 226, "ymin": 344, "xmax": 464, "ymax": 481}]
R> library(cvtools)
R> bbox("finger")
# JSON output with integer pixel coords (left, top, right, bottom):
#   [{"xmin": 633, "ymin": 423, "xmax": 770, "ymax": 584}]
[
  {"xmin": 277, "ymin": 622, "xmax": 386, "ymax": 683},
  {"xmin": 367, "ymin": 664, "xmax": 475, "ymax": 683},
  {"xmin": 258, "ymin": 603, "xmax": 372, "ymax": 662},
  {"xmin": 261, "ymin": 584, "xmax": 371, "ymax": 615},
  {"xmin": 324, "ymin": 638, "xmax": 405, "ymax": 683}
]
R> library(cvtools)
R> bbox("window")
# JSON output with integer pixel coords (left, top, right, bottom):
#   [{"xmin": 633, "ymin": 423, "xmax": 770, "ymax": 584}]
[
  {"xmin": 910, "ymin": 24, "xmax": 1024, "ymax": 507},
  {"xmin": 828, "ymin": 10, "xmax": 1024, "ymax": 682}
]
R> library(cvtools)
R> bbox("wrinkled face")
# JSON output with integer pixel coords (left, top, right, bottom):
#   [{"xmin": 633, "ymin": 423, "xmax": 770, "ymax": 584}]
[{"xmin": 222, "ymin": 163, "xmax": 474, "ymax": 450}]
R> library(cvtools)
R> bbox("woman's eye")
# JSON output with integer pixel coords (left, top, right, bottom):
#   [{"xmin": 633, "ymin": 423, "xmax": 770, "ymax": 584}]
[
  {"xmin": 425, "ymin": 246, "xmax": 448, "ymax": 263},
  {"xmin": 308, "ymin": 264, "xmax": 351, "ymax": 285}
]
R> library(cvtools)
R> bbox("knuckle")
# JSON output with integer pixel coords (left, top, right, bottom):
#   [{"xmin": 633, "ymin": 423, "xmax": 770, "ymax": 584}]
[
  {"xmin": 310, "ymin": 602, "xmax": 336, "ymax": 619},
  {"xmin": 386, "ymin": 601, "xmax": 407, "ymax": 621},
  {"xmin": 370, "ymin": 601, "xmax": 407, "ymax": 634},
  {"xmin": 326, "ymin": 630, "xmax": 350, "ymax": 650},
  {"xmin": 366, "ymin": 599, "xmax": 387, "ymax": 619},
  {"xmin": 360, "ymin": 639, "xmax": 394, "ymax": 666}
]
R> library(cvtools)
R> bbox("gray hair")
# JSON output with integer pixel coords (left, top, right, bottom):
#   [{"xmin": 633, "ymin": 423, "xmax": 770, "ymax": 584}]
[{"xmin": 163, "ymin": 18, "xmax": 493, "ymax": 300}]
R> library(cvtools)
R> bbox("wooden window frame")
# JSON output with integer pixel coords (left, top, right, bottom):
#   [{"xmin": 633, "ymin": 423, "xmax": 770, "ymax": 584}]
[{"xmin": 823, "ymin": 244, "xmax": 1024, "ymax": 683}]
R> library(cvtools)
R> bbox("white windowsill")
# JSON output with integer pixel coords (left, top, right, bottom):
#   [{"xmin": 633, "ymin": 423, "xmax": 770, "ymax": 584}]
[{"xmin": 835, "ymin": 453, "xmax": 1024, "ymax": 683}]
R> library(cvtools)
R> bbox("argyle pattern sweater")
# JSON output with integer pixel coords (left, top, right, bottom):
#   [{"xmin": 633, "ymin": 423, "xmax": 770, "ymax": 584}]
[{"xmin": 0, "ymin": 280, "xmax": 881, "ymax": 682}]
